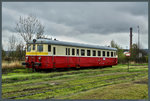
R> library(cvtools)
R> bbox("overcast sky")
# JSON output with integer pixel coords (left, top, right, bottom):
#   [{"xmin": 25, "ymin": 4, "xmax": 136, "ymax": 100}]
[{"xmin": 2, "ymin": 2, "xmax": 148, "ymax": 50}]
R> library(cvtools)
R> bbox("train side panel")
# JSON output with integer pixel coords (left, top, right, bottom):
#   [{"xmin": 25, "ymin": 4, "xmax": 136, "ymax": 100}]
[
  {"xmin": 52, "ymin": 56, "xmax": 117, "ymax": 69},
  {"xmin": 25, "ymin": 55, "xmax": 117, "ymax": 69},
  {"xmin": 23, "ymin": 41, "xmax": 118, "ymax": 70},
  {"xmin": 53, "ymin": 56, "xmax": 68, "ymax": 68}
]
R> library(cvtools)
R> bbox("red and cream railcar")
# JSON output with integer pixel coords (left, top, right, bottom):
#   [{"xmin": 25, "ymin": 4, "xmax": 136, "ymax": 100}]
[{"xmin": 22, "ymin": 39, "xmax": 118, "ymax": 70}]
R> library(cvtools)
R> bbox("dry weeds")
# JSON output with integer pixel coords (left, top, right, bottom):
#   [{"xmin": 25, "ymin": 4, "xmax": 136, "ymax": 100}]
[{"xmin": 2, "ymin": 61, "xmax": 23, "ymax": 69}]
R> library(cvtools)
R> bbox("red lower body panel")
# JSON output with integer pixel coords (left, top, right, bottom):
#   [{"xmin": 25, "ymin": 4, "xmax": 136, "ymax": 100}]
[{"xmin": 25, "ymin": 56, "xmax": 118, "ymax": 69}]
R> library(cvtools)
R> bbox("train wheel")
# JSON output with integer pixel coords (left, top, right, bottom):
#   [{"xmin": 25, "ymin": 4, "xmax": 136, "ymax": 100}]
[
  {"xmin": 32, "ymin": 64, "xmax": 35, "ymax": 72},
  {"xmin": 108, "ymin": 66, "xmax": 112, "ymax": 68},
  {"xmin": 31, "ymin": 63, "xmax": 37, "ymax": 72},
  {"xmin": 76, "ymin": 65, "xmax": 80, "ymax": 69},
  {"xmin": 32, "ymin": 68, "xmax": 35, "ymax": 72},
  {"xmin": 35, "ymin": 68, "xmax": 41, "ymax": 72}
]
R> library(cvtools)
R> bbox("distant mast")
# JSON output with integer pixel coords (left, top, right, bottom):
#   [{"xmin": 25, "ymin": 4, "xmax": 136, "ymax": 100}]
[
  {"xmin": 137, "ymin": 25, "xmax": 140, "ymax": 49},
  {"xmin": 130, "ymin": 27, "xmax": 133, "ymax": 54}
]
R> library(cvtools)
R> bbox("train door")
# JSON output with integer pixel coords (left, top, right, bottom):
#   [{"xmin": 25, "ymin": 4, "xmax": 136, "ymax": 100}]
[
  {"xmin": 98, "ymin": 51, "xmax": 101, "ymax": 65},
  {"xmin": 31, "ymin": 44, "xmax": 37, "ymax": 62},
  {"xmin": 76, "ymin": 49, "xmax": 80, "ymax": 67},
  {"xmin": 102, "ymin": 51, "xmax": 106, "ymax": 66},
  {"xmin": 53, "ymin": 47, "xmax": 69, "ymax": 68},
  {"xmin": 67, "ymin": 48, "xmax": 70, "ymax": 68},
  {"xmin": 47, "ymin": 44, "xmax": 53, "ymax": 68},
  {"xmin": 52, "ymin": 47, "xmax": 56, "ymax": 68},
  {"xmin": 98, "ymin": 57, "xmax": 100, "ymax": 65}
]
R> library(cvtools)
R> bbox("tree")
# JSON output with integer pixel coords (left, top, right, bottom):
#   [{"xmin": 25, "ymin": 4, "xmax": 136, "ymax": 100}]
[
  {"xmin": 15, "ymin": 15, "xmax": 45, "ymax": 42},
  {"xmin": 110, "ymin": 40, "xmax": 121, "ymax": 49},
  {"xmin": 130, "ymin": 44, "xmax": 138, "ymax": 62},
  {"xmin": 8, "ymin": 35, "xmax": 18, "ymax": 61},
  {"xmin": 131, "ymin": 43, "xmax": 147, "ymax": 63},
  {"xmin": 15, "ymin": 41, "xmax": 25, "ymax": 61},
  {"xmin": 110, "ymin": 40, "xmax": 126, "ymax": 64},
  {"xmin": 110, "ymin": 40, "xmax": 148, "ymax": 64},
  {"xmin": 2, "ymin": 45, "xmax": 6, "ymax": 60},
  {"xmin": 110, "ymin": 40, "xmax": 116, "ymax": 48},
  {"xmin": 8, "ymin": 35, "xmax": 17, "ymax": 51}
]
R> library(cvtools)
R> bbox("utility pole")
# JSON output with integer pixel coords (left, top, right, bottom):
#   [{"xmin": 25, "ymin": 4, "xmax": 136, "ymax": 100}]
[
  {"xmin": 137, "ymin": 25, "xmax": 140, "ymax": 63},
  {"xmin": 137, "ymin": 25, "xmax": 140, "ymax": 59},
  {"xmin": 130, "ymin": 27, "xmax": 133, "ymax": 54},
  {"xmin": 137, "ymin": 25, "xmax": 140, "ymax": 49}
]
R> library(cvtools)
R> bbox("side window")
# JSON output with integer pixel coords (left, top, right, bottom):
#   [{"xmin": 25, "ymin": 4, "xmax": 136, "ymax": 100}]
[
  {"xmin": 68, "ymin": 48, "xmax": 70, "ymax": 55},
  {"xmin": 27, "ymin": 44, "xmax": 31, "ymax": 52},
  {"xmin": 87, "ymin": 50, "xmax": 91, "ymax": 56},
  {"xmin": 107, "ymin": 51, "xmax": 109, "ymax": 57},
  {"xmin": 93, "ymin": 50, "xmax": 96, "ymax": 56},
  {"xmin": 33, "ymin": 44, "xmax": 35, "ymax": 50},
  {"xmin": 66, "ymin": 48, "xmax": 68, "ymax": 55},
  {"xmin": 98, "ymin": 51, "xmax": 101, "ymax": 56},
  {"xmin": 48, "ymin": 45, "xmax": 51, "ymax": 52},
  {"xmin": 114, "ymin": 52, "xmax": 116, "ymax": 57},
  {"xmin": 37, "ymin": 45, "xmax": 43, "ymax": 52},
  {"xmin": 81, "ymin": 49, "xmax": 85, "ymax": 56},
  {"xmin": 72, "ymin": 49, "xmax": 75, "ymax": 55},
  {"xmin": 103, "ymin": 51, "xmax": 105, "ymax": 57},
  {"xmin": 77, "ymin": 49, "xmax": 79, "ymax": 56},
  {"xmin": 53, "ymin": 47, "xmax": 56, "ymax": 55},
  {"xmin": 111, "ymin": 52, "xmax": 113, "ymax": 57}
]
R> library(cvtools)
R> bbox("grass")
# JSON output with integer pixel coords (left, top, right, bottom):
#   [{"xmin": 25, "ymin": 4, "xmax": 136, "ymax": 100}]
[
  {"xmin": 2, "ymin": 63, "xmax": 148, "ymax": 99},
  {"xmin": 62, "ymin": 78, "xmax": 148, "ymax": 99}
]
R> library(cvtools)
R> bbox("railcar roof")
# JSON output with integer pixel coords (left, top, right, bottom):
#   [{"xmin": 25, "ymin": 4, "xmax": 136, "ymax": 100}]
[{"xmin": 28, "ymin": 39, "xmax": 117, "ymax": 51}]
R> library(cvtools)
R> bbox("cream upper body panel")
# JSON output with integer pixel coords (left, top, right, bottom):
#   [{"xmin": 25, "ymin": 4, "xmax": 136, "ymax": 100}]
[
  {"xmin": 26, "ymin": 39, "xmax": 117, "ymax": 57},
  {"xmin": 26, "ymin": 44, "xmax": 117, "ymax": 58},
  {"xmin": 51, "ymin": 44, "xmax": 117, "ymax": 58}
]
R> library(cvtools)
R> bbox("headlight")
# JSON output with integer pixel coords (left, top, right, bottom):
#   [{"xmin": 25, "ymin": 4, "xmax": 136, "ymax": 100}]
[
  {"xmin": 26, "ymin": 57, "xmax": 28, "ymax": 61},
  {"xmin": 38, "ymin": 57, "xmax": 41, "ymax": 61}
]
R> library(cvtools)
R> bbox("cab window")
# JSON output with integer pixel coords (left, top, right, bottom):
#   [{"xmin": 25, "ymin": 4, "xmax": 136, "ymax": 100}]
[
  {"xmin": 37, "ymin": 45, "xmax": 43, "ymax": 52},
  {"xmin": 114, "ymin": 52, "xmax": 116, "ymax": 57},
  {"xmin": 27, "ymin": 44, "xmax": 31, "ymax": 52}
]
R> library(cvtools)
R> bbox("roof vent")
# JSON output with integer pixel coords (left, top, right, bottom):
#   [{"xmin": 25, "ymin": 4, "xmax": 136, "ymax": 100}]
[
  {"xmin": 54, "ymin": 38, "xmax": 58, "ymax": 41},
  {"xmin": 33, "ymin": 39, "xmax": 36, "ymax": 43}
]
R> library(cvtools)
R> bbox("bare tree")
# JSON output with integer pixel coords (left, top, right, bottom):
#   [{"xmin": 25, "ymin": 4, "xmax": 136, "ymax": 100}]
[
  {"xmin": 8, "ymin": 35, "xmax": 17, "ymax": 61},
  {"xmin": 8, "ymin": 35, "xmax": 17, "ymax": 51},
  {"xmin": 16, "ymin": 41, "xmax": 25, "ymax": 61},
  {"xmin": 15, "ymin": 15, "xmax": 45, "ymax": 42},
  {"xmin": 2, "ymin": 45, "xmax": 6, "ymax": 60}
]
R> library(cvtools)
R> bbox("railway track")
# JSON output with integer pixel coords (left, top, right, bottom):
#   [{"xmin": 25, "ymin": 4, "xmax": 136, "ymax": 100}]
[
  {"xmin": 2, "ymin": 65, "xmax": 148, "ymax": 99},
  {"xmin": 4, "ymin": 72, "xmax": 146, "ymax": 99},
  {"xmin": 3, "ymin": 67, "xmax": 144, "ymax": 84}
]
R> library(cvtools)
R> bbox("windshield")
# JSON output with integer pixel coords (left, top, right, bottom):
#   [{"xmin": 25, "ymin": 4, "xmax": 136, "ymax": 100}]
[
  {"xmin": 37, "ymin": 45, "xmax": 43, "ymax": 52},
  {"xmin": 27, "ymin": 44, "xmax": 31, "ymax": 52}
]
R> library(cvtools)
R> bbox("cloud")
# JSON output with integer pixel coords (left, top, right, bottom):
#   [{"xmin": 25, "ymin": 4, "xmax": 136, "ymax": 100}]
[{"xmin": 2, "ymin": 2, "xmax": 148, "ymax": 50}]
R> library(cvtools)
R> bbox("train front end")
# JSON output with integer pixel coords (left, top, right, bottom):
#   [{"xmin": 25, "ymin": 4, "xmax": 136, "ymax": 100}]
[{"xmin": 22, "ymin": 39, "xmax": 49, "ymax": 71}]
